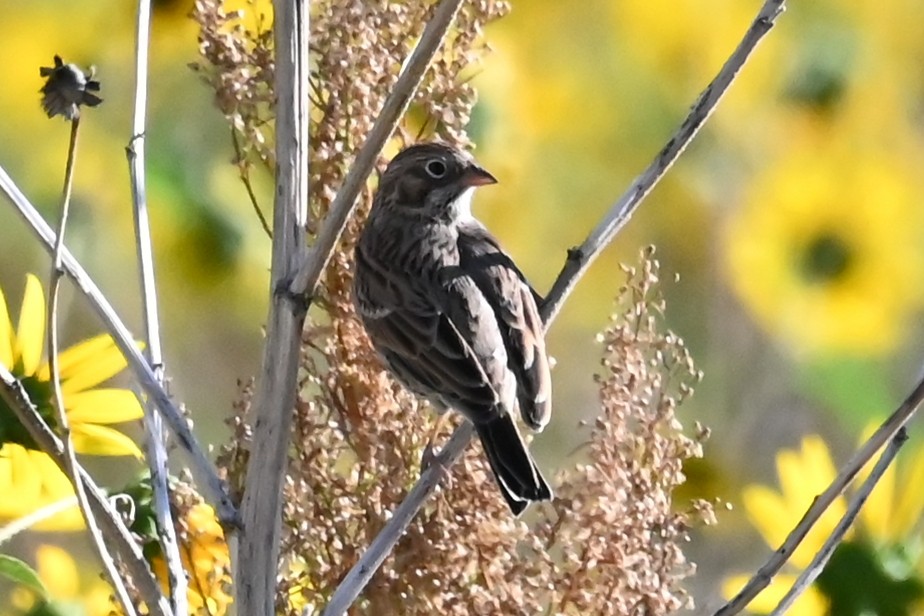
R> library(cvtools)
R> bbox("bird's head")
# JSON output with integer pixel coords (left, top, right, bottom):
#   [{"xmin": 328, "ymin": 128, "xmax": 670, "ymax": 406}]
[{"xmin": 374, "ymin": 142, "xmax": 497, "ymax": 222}]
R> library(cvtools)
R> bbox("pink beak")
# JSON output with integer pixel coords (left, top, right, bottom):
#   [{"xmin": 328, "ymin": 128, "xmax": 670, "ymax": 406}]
[{"xmin": 461, "ymin": 164, "xmax": 497, "ymax": 187}]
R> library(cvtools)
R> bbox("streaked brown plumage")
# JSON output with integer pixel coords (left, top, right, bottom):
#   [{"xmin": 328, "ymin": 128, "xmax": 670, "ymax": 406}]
[{"xmin": 353, "ymin": 142, "xmax": 553, "ymax": 514}]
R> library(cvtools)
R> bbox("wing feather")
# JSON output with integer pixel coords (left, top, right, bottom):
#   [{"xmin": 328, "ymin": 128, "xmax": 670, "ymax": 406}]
[{"xmin": 455, "ymin": 221, "xmax": 552, "ymax": 430}]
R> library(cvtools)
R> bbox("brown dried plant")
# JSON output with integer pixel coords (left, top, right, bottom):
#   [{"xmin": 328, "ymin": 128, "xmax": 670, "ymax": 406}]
[{"xmin": 198, "ymin": 1, "xmax": 712, "ymax": 613}]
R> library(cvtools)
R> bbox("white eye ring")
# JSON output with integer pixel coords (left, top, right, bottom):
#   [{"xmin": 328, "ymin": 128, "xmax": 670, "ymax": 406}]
[{"xmin": 425, "ymin": 159, "xmax": 447, "ymax": 178}]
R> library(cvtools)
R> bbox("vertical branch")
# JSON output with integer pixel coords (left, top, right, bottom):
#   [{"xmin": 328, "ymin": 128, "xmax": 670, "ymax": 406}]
[
  {"xmin": 46, "ymin": 118, "xmax": 139, "ymax": 615},
  {"xmin": 126, "ymin": 0, "xmax": 186, "ymax": 611},
  {"xmin": 234, "ymin": 1, "xmax": 308, "ymax": 613}
]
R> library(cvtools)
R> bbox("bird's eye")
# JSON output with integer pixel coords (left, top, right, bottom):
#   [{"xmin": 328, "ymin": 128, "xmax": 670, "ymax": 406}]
[{"xmin": 425, "ymin": 159, "xmax": 447, "ymax": 178}]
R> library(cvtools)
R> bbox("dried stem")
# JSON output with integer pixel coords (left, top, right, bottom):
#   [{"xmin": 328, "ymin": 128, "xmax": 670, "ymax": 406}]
[
  {"xmin": 319, "ymin": 2, "xmax": 786, "ymax": 612},
  {"xmin": 715, "ymin": 374, "xmax": 924, "ymax": 615},
  {"xmin": 0, "ymin": 365, "xmax": 170, "ymax": 615},
  {"xmin": 288, "ymin": 0, "xmax": 466, "ymax": 300},
  {"xmin": 768, "ymin": 429, "xmax": 909, "ymax": 616},
  {"xmin": 46, "ymin": 117, "xmax": 138, "ymax": 614},
  {"xmin": 232, "ymin": 129, "xmax": 273, "ymax": 238},
  {"xmin": 0, "ymin": 164, "xmax": 235, "ymax": 524},
  {"xmin": 234, "ymin": 0, "xmax": 308, "ymax": 613},
  {"xmin": 126, "ymin": 0, "xmax": 186, "ymax": 610}
]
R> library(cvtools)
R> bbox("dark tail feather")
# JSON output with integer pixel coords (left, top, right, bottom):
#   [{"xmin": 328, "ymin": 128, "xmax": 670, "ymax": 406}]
[{"xmin": 475, "ymin": 414, "xmax": 552, "ymax": 515}]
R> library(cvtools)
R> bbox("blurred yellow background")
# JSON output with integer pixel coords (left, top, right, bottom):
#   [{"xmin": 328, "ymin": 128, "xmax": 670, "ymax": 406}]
[{"xmin": 2, "ymin": 0, "xmax": 924, "ymax": 613}]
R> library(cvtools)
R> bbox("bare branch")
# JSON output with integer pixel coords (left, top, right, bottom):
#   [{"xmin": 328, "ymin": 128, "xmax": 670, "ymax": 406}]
[
  {"xmin": 715, "ymin": 374, "xmax": 924, "ymax": 616},
  {"xmin": 768, "ymin": 429, "xmax": 908, "ymax": 616},
  {"xmin": 540, "ymin": 0, "xmax": 786, "ymax": 325},
  {"xmin": 320, "ymin": 424, "xmax": 475, "ymax": 616},
  {"xmin": 319, "ymin": 1, "xmax": 787, "ymax": 612},
  {"xmin": 126, "ymin": 0, "xmax": 186, "ymax": 610},
  {"xmin": 0, "ymin": 365, "xmax": 171, "ymax": 616},
  {"xmin": 288, "ymin": 0, "xmax": 466, "ymax": 299},
  {"xmin": 0, "ymin": 165, "xmax": 236, "ymax": 524},
  {"xmin": 234, "ymin": 0, "xmax": 308, "ymax": 613}
]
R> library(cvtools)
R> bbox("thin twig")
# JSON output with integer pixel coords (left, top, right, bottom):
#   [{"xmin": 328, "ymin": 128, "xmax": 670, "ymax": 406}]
[
  {"xmin": 46, "ymin": 117, "xmax": 138, "ymax": 615},
  {"xmin": 288, "ymin": 0, "xmax": 466, "ymax": 299},
  {"xmin": 0, "ymin": 165, "xmax": 236, "ymax": 524},
  {"xmin": 127, "ymin": 0, "xmax": 187, "ymax": 610},
  {"xmin": 232, "ymin": 129, "xmax": 273, "ymax": 238},
  {"xmin": 541, "ymin": 0, "xmax": 786, "ymax": 326},
  {"xmin": 319, "ymin": 2, "xmax": 786, "ymax": 613},
  {"xmin": 768, "ymin": 429, "xmax": 909, "ymax": 616},
  {"xmin": 715, "ymin": 374, "xmax": 924, "ymax": 616},
  {"xmin": 0, "ymin": 363, "xmax": 171, "ymax": 615},
  {"xmin": 234, "ymin": 1, "xmax": 308, "ymax": 613}
]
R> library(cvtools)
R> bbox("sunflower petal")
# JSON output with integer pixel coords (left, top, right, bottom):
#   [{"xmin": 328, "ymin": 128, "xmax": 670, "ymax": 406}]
[
  {"xmin": 0, "ymin": 283, "xmax": 14, "ymax": 368},
  {"xmin": 71, "ymin": 424, "xmax": 142, "ymax": 458},
  {"xmin": 15, "ymin": 275, "xmax": 45, "ymax": 377},
  {"xmin": 59, "ymin": 337, "xmax": 130, "ymax": 395},
  {"xmin": 0, "ymin": 444, "xmax": 42, "ymax": 515},
  {"xmin": 0, "ymin": 446, "xmax": 83, "ymax": 531},
  {"xmin": 742, "ymin": 485, "xmax": 792, "ymax": 548},
  {"xmin": 860, "ymin": 461, "xmax": 895, "ymax": 544},
  {"xmin": 38, "ymin": 334, "xmax": 116, "ymax": 382},
  {"xmin": 30, "ymin": 452, "xmax": 83, "ymax": 531},
  {"xmin": 891, "ymin": 447, "xmax": 924, "ymax": 538},
  {"xmin": 65, "ymin": 388, "xmax": 144, "ymax": 424}
]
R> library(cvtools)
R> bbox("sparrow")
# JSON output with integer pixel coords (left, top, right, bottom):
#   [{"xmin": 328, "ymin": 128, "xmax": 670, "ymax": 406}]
[{"xmin": 353, "ymin": 142, "xmax": 553, "ymax": 515}]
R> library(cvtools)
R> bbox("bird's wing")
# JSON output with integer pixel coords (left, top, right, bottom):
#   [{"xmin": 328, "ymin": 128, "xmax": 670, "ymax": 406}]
[
  {"xmin": 355, "ymin": 241, "xmax": 508, "ymax": 420},
  {"xmin": 456, "ymin": 222, "xmax": 552, "ymax": 431}
]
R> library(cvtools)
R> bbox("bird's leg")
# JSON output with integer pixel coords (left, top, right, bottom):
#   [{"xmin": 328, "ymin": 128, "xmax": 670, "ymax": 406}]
[{"xmin": 421, "ymin": 411, "xmax": 450, "ymax": 470}]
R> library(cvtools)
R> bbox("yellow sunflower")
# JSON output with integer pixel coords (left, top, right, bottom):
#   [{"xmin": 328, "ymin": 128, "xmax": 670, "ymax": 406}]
[
  {"xmin": 724, "ymin": 432, "xmax": 924, "ymax": 615},
  {"xmin": 0, "ymin": 274, "xmax": 143, "ymax": 531},
  {"xmin": 724, "ymin": 137, "xmax": 924, "ymax": 357}
]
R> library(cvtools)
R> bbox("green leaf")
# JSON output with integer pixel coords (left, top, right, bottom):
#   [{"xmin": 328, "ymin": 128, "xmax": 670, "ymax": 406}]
[
  {"xmin": 0, "ymin": 553, "xmax": 47, "ymax": 597},
  {"xmin": 818, "ymin": 542, "xmax": 924, "ymax": 616}
]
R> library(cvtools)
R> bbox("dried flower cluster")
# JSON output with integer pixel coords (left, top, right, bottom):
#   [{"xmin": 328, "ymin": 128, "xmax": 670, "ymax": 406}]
[
  {"xmin": 191, "ymin": 0, "xmax": 275, "ymax": 192},
  {"xmin": 204, "ymin": 1, "xmax": 711, "ymax": 613},
  {"xmin": 515, "ymin": 250, "xmax": 714, "ymax": 614}
]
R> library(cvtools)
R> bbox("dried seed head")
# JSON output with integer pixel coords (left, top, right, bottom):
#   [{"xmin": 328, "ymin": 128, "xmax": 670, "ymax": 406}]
[{"xmin": 39, "ymin": 55, "xmax": 102, "ymax": 120}]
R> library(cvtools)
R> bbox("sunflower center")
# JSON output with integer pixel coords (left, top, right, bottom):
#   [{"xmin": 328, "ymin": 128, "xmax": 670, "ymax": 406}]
[
  {"xmin": 799, "ymin": 232, "xmax": 853, "ymax": 284},
  {"xmin": 0, "ymin": 375, "xmax": 59, "ymax": 450}
]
